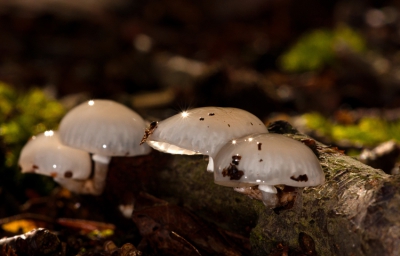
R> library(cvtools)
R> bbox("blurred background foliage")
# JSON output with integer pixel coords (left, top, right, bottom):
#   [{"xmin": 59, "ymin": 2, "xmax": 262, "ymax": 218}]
[
  {"xmin": 301, "ymin": 112, "xmax": 400, "ymax": 147},
  {"xmin": 0, "ymin": 82, "xmax": 65, "ymax": 203},
  {"xmin": 279, "ymin": 25, "xmax": 366, "ymax": 72}
]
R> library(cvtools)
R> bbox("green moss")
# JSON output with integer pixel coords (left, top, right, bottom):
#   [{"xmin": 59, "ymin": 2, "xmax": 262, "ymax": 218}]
[
  {"xmin": 280, "ymin": 25, "xmax": 366, "ymax": 72},
  {"xmin": 250, "ymin": 225, "xmax": 271, "ymax": 254},
  {"xmin": 302, "ymin": 112, "xmax": 400, "ymax": 147}
]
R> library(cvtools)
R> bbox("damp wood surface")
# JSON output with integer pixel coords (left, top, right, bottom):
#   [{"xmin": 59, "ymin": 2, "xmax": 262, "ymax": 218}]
[
  {"xmin": 251, "ymin": 131, "xmax": 396, "ymax": 256},
  {"xmin": 107, "ymin": 121, "xmax": 400, "ymax": 256}
]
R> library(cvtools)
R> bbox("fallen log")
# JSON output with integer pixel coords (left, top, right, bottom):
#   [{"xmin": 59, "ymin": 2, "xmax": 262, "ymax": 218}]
[
  {"xmin": 107, "ymin": 121, "xmax": 396, "ymax": 256},
  {"xmin": 251, "ymin": 122, "xmax": 395, "ymax": 256}
]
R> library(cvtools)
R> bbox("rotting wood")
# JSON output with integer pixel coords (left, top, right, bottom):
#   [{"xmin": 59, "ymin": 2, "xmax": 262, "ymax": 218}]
[{"xmin": 108, "ymin": 120, "xmax": 398, "ymax": 256}]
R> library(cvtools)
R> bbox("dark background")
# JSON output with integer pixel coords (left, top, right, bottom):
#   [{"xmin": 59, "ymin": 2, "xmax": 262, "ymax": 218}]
[{"xmin": 0, "ymin": 0, "xmax": 399, "ymax": 121}]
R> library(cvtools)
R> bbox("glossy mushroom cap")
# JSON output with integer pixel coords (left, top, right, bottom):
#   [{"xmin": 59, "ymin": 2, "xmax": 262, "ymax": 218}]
[
  {"xmin": 18, "ymin": 131, "xmax": 91, "ymax": 179},
  {"xmin": 143, "ymin": 107, "xmax": 268, "ymax": 157},
  {"xmin": 213, "ymin": 133, "xmax": 325, "ymax": 188},
  {"xmin": 59, "ymin": 99, "xmax": 151, "ymax": 157}
]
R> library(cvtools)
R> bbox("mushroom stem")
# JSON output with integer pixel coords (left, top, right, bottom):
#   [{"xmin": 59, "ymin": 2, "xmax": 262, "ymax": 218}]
[
  {"xmin": 92, "ymin": 154, "xmax": 111, "ymax": 164},
  {"xmin": 206, "ymin": 156, "xmax": 214, "ymax": 172},
  {"xmin": 258, "ymin": 185, "xmax": 278, "ymax": 208},
  {"xmin": 91, "ymin": 163, "xmax": 109, "ymax": 195},
  {"xmin": 91, "ymin": 154, "xmax": 112, "ymax": 195}
]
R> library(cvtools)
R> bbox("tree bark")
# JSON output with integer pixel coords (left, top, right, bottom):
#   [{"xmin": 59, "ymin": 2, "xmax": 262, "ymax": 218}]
[{"xmin": 108, "ymin": 121, "xmax": 397, "ymax": 256}]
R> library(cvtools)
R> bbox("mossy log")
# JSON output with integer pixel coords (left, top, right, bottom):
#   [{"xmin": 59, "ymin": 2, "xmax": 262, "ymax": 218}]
[{"xmin": 107, "ymin": 121, "xmax": 397, "ymax": 256}]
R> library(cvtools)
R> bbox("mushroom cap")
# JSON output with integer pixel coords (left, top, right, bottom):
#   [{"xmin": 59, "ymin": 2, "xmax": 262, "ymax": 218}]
[
  {"xmin": 18, "ymin": 131, "xmax": 91, "ymax": 179},
  {"xmin": 146, "ymin": 107, "xmax": 268, "ymax": 157},
  {"xmin": 59, "ymin": 99, "xmax": 151, "ymax": 157},
  {"xmin": 213, "ymin": 133, "xmax": 325, "ymax": 188}
]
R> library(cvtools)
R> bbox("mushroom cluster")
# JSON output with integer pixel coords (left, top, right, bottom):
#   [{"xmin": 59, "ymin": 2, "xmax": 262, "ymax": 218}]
[
  {"xmin": 18, "ymin": 102, "xmax": 325, "ymax": 208},
  {"xmin": 140, "ymin": 106, "xmax": 325, "ymax": 207},
  {"xmin": 18, "ymin": 99, "xmax": 151, "ymax": 195}
]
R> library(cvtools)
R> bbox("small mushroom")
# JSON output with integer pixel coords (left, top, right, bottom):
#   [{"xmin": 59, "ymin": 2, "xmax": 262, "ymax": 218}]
[
  {"xmin": 213, "ymin": 133, "xmax": 325, "ymax": 208},
  {"xmin": 140, "ymin": 107, "xmax": 268, "ymax": 172},
  {"xmin": 59, "ymin": 99, "xmax": 151, "ymax": 195},
  {"xmin": 18, "ymin": 130, "xmax": 96, "ymax": 194}
]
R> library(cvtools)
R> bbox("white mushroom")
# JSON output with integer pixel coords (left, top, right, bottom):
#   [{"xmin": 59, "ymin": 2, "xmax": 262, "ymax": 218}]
[
  {"xmin": 59, "ymin": 99, "xmax": 151, "ymax": 195},
  {"xmin": 213, "ymin": 133, "xmax": 325, "ymax": 207},
  {"xmin": 18, "ymin": 130, "xmax": 95, "ymax": 194},
  {"xmin": 140, "ymin": 107, "xmax": 268, "ymax": 172}
]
